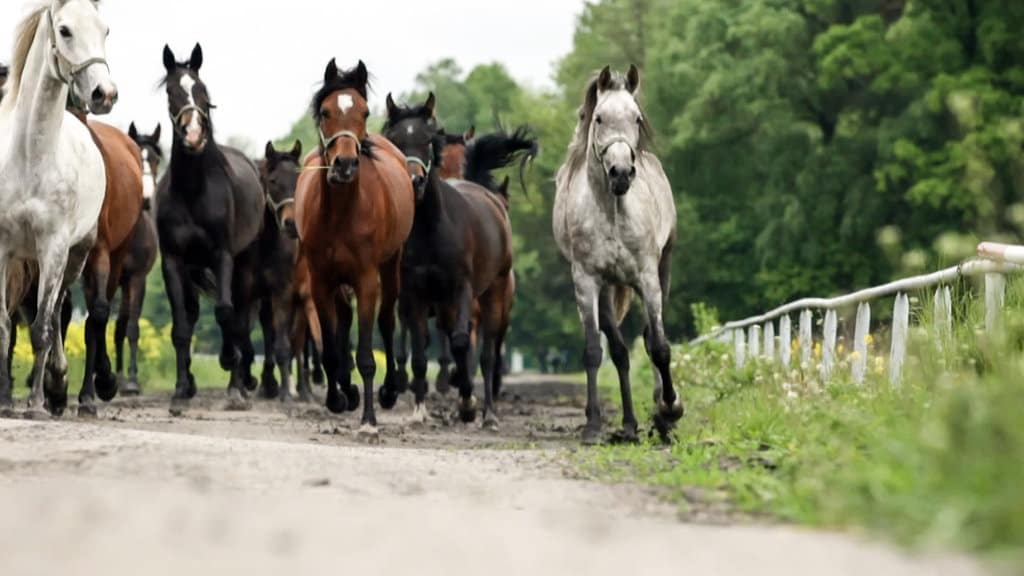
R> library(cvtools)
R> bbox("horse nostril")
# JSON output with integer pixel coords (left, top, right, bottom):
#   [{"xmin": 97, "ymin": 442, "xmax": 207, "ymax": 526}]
[
  {"xmin": 629, "ymin": 166, "xmax": 637, "ymax": 178},
  {"xmin": 609, "ymin": 166, "xmax": 619, "ymax": 179},
  {"xmin": 91, "ymin": 87, "xmax": 104, "ymax": 104}
]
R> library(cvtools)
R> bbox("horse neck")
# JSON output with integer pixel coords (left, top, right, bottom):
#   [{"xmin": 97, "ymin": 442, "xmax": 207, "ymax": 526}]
[
  {"xmin": 7, "ymin": 22, "xmax": 69, "ymax": 160},
  {"xmin": 415, "ymin": 172, "xmax": 449, "ymax": 225},
  {"xmin": 585, "ymin": 152, "xmax": 621, "ymax": 215},
  {"xmin": 169, "ymin": 137, "xmax": 218, "ymax": 195}
]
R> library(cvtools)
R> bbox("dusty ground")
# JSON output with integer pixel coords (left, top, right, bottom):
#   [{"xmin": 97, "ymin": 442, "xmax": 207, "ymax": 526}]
[{"xmin": 0, "ymin": 375, "xmax": 987, "ymax": 575}]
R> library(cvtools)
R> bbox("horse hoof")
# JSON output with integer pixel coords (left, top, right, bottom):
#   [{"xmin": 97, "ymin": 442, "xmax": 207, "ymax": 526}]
[
  {"xmin": 187, "ymin": 374, "xmax": 198, "ymax": 399},
  {"xmin": 407, "ymin": 403, "xmax": 428, "ymax": 426},
  {"xmin": 458, "ymin": 396, "xmax": 478, "ymax": 423},
  {"xmin": 95, "ymin": 371, "xmax": 119, "ymax": 403},
  {"xmin": 224, "ymin": 388, "xmax": 252, "ymax": 412},
  {"xmin": 243, "ymin": 373, "xmax": 258, "ymax": 392},
  {"xmin": 325, "ymin": 389, "xmax": 348, "ymax": 414},
  {"xmin": 581, "ymin": 426, "xmax": 603, "ymax": 446},
  {"xmin": 608, "ymin": 426, "xmax": 640, "ymax": 445},
  {"xmin": 0, "ymin": 404, "xmax": 17, "ymax": 419},
  {"xmin": 435, "ymin": 369, "xmax": 451, "ymax": 395},
  {"xmin": 482, "ymin": 412, "xmax": 500, "ymax": 432},
  {"xmin": 120, "ymin": 377, "xmax": 141, "ymax": 397},
  {"xmin": 169, "ymin": 396, "xmax": 189, "ymax": 417},
  {"xmin": 23, "ymin": 407, "xmax": 50, "ymax": 421},
  {"xmin": 378, "ymin": 386, "xmax": 399, "ymax": 411},
  {"xmin": 658, "ymin": 396, "xmax": 685, "ymax": 424},
  {"xmin": 344, "ymin": 385, "xmax": 360, "ymax": 412},
  {"xmin": 297, "ymin": 388, "xmax": 315, "ymax": 404},
  {"xmin": 45, "ymin": 390, "xmax": 68, "ymax": 417},
  {"xmin": 260, "ymin": 373, "xmax": 280, "ymax": 399},
  {"xmin": 356, "ymin": 424, "xmax": 380, "ymax": 444},
  {"xmin": 77, "ymin": 403, "xmax": 99, "ymax": 419}
]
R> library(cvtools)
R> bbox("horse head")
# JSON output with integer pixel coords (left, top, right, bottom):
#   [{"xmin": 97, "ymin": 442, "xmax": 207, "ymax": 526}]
[
  {"xmin": 312, "ymin": 59, "xmax": 371, "ymax": 186},
  {"xmin": 162, "ymin": 43, "xmax": 212, "ymax": 155},
  {"xmin": 382, "ymin": 92, "xmax": 444, "ymax": 202},
  {"xmin": 588, "ymin": 64, "xmax": 650, "ymax": 197},
  {"xmin": 128, "ymin": 121, "xmax": 163, "ymax": 210},
  {"xmin": 50, "ymin": 0, "xmax": 118, "ymax": 113},
  {"xmin": 261, "ymin": 140, "xmax": 303, "ymax": 238}
]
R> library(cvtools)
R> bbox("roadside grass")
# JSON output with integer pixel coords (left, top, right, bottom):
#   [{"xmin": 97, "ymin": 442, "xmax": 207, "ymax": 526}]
[{"xmin": 574, "ymin": 279, "xmax": 1024, "ymax": 564}]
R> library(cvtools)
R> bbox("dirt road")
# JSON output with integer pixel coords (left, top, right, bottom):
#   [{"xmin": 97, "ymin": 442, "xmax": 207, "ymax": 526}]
[{"xmin": 0, "ymin": 376, "xmax": 985, "ymax": 575}]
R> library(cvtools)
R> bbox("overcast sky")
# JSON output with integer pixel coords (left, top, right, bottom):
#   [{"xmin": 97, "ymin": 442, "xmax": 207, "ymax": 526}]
[{"xmin": 1, "ymin": 0, "xmax": 584, "ymax": 153}]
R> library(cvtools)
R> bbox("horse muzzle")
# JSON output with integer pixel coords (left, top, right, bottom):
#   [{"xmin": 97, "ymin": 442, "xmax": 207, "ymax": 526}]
[
  {"xmin": 609, "ymin": 165, "xmax": 636, "ymax": 196},
  {"xmin": 87, "ymin": 82, "xmax": 118, "ymax": 115},
  {"xmin": 328, "ymin": 157, "xmax": 359, "ymax": 185}
]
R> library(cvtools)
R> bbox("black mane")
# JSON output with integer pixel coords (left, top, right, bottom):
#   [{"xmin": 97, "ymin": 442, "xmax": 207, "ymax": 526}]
[
  {"xmin": 444, "ymin": 132, "xmax": 468, "ymax": 145},
  {"xmin": 381, "ymin": 101, "xmax": 437, "ymax": 131},
  {"xmin": 310, "ymin": 63, "xmax": 370, "ymax": 120},
  {"xmin": 463, "ymin": 126, "xmax": 538, "ymax": 198}
]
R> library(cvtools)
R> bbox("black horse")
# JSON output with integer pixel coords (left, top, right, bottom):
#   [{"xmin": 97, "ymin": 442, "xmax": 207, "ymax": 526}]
[
  {"xmin": 118, "ymin": 122, "xmax": 162, "ymax": 395},
  {"xmin": 383, "ymin": 93, "xmax": 536, "ymax": 428},
  {"xmin": 252, "ymin": 140, "xmax": 317, "ymax": 404},
  {"xmin": 156, "ymin": 44, "xmax": 265, "ymax": 413}
]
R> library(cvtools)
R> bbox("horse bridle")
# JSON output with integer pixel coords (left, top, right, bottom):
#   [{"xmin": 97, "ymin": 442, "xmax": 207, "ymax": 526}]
[
  {"xmin": 47, "ymin": 8, "xmax": 109, "ymax": 112},
  {"xmin": 171, "ymin": 104, "xmax": 209, "ymax": 140},
  {"xmin": 319, "ymin": 127, "xmax": 362, "ymax": 158},
  {"xmin": 405, "ymin": 154, "xmax": 432, "ymax": 177},
  {"xmin": 264, "ymin": 161, "xmax": 299, "ymax": 228},
  {"xmin": 593, "ymin": 135, "xmax": 637, "ymax": 165}
]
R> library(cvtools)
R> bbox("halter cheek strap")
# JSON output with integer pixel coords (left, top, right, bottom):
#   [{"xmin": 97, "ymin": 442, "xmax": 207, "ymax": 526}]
[
  {"xmin": 263, "ymin": 164, "xmax": 299, "ymax": 229},
  {"xmin": 47, "ymin": 9, "xmax": 110, "ymax": 112},
  {"xmin": 593, "ymin": 136, "xmax": 637, "ymax": 163}
]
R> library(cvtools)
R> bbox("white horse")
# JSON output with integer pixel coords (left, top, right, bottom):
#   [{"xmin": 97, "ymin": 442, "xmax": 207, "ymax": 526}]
[
  {"xmin": 554, "ymin": 65, "xmax": 683, "ymax": 444},
  {"xmin": 0, "ymin": 0, "xmax": 117, "ymax": 418}
]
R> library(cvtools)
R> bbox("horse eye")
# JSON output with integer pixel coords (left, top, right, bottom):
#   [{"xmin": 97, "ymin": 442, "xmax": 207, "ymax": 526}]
[
  {"xmin": 595, "ymin": 115, "xmax": 603, "ymax": 125},
  {"xmin": 636, "ymin": 116, "xmax": 643, "ymax": 124},
  {"xmin": 319, "ymin": 109, "xmax": 329, "ymax": 120},
  {"xmin": 59, "ymin": 26, "xmax": 72, "ymax": 39}
]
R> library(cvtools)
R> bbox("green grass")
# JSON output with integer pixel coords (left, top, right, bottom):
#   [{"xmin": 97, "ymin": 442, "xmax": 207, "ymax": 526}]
[{"xmin": 574, "ymin": 280, "xmax": 1024, "ymax": 565}]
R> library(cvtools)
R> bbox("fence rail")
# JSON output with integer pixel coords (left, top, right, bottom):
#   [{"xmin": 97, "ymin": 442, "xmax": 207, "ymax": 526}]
[{"xmin": 689, "ymin": 242, "xmax": 1023, "ymax": 384}]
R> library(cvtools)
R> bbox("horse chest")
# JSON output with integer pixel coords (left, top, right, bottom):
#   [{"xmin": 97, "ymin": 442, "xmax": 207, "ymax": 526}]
[{"xmin": 571, "ymin": 214, "xmax": 646, "ymax": 283}]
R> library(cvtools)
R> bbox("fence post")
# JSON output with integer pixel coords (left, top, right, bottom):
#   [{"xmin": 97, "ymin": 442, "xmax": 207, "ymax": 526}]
[
  {"xmin": 779, "ymin": 315, "xmax": 792, "ymax": 368},
  {"xmin": 764, "ymin": 322, "xmax": 775, "ymax": 363},
  {"xmin": 822, "ymin": 309, "xmax": 837, "ymax": 381},
  {"xmin": 734, "ymin": 329, "xmax": 746, "ymax": 369},
  {"xmin": 749, "ymin": 325, "xmax": 761, "ymax": 359},
  {"xmin": 799, "ymin": 310, "xmax": 813, "ymax": 367},
  {"xmin": 890, "ymin": 293, "xmax": 909, "ymax": 386},
  {"xmin": 852, "ymin": 302, "xmax": 870, "ymax": 384},
  {"xmin": 985, "ymin": 273, "xmax": 1005, "ymax": 333},
  {"xmin": 934, "ymin": 286, "xmax": 952, "ymax": 351}
]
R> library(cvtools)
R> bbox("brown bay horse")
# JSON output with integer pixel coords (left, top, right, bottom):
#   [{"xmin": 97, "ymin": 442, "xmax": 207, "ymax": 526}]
[
  {"xmin": 383, "ymin": 94, "xmax": 532, "ymax": 429},
  {"xmin": 64, "ymin": 111, "xmax": 143, "ymax": 417},
  {"xmin": 295, "ymin": 59, "xmax": 414, "ymax": 438},
  {"xmin": 439, "ymin": 126, "xmax": 473, "ymax": 179},
  {"xmin": 116, "ymin": 123, "xmax": 161, "ymax": 395}
]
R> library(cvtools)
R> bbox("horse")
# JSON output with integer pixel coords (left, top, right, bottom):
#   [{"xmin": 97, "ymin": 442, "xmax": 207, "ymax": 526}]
[
  {"xmin": 0, "ymin": 0, "xmax": 118, "ymax": 418},
  {"xmin": 156, "ymin": 44, "xmax": 265, "ymax": 414},
  {"xmin": 117, "ymin": 122, "xmax": 161, "ymax": 395},
  {"xmin": 382, "ymin": 92, "xmax": 528, "ymax": 429},
  {"xmin": 253, "ymin": 139, "xmax": 319, "ymax": 404},
  {"xmin": 295, "ymin": 59, "xmax": 415, "ymax": 439},
  {"xmin": 68, "ymin": 111, "xmax": 143, "ymax": 416},
  {"xmin": 553, "ymin": 65, "xmax": 683, "ymax": 445},
  {"xmin": 439, "ymin": 126, "xmax": 474, "ymax": 179}
]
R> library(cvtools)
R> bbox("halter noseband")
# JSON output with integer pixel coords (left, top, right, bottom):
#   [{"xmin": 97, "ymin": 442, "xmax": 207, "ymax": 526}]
[
  {"xmin": 171, "ymin": 104, "xmax": 209, "ymax": 138},
  {"xmin": 47, "ymin": 8, "xmax": 110, "ymax": 112},
  {"xmin": 319, "ymin": 127, "xmax": 362, "ymax": 157},
  {"xmin": 593, "ymin": 136, "xmax": 637, "ymax": 164},
  {"xmin": 405, "ymin": 155, "xmax": 432, "ymax": 176}
]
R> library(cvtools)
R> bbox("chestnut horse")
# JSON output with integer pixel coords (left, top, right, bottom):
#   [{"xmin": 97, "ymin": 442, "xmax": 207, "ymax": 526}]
[
  {"xmin": 295, "ymin": 59, "xmax": 414, "ymax": 438},
  {"xmin": 65, "ymin": 111, "xmax": 143, "ymax": 416},
  {"xmin": 157, "ymin": 44, "xmax": 265, "ymax": 414},
  {"xmin": 439, "ymin": 126, "xmax": 473, "ymax": 179},
  {"xmin": 383, "ymin": 93, "xmax": 528, "ymax": 429},
  {"xmin": 117, "ymin": 122, "xmax": 161, "ymax": 395}
]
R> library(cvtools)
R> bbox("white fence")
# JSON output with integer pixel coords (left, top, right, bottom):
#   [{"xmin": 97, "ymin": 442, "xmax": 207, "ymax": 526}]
[{"xmin": 690, "ymin": 242, "xmax": 1024, "ymax": 384}]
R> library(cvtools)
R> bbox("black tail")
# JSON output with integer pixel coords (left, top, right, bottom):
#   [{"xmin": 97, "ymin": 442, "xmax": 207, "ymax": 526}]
[{"xmin": 462, "ymin": 126, "xmax": 538, "ymax": 201}]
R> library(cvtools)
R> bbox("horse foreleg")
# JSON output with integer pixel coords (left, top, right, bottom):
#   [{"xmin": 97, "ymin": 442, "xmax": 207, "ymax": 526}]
[
  {"xmin": 294, "ymin": 295, "xmax": 320, "ymax": 403},
  {"xmin": 434, "ymin": 324, "xmax": 452, "ymax": 395},
  {"xmin": 0, "ymin": 255, "xmax": 13, "ymax": 416},
  {"xmin": 272, "ymin": 292, "xmax": 295, "ymax": 405},
  {"xmin": 114, "ymin": 276, "xmax": 130, "ymax": 378},
  {"xmin": 572, "ymin": 267, "xmax": 603, "ymax": 445},
  {"xmin": 213, "ymin": 250, "xmax": 238, "ymax": 370},
  {"xmin": 226, "ymin": 264, "xmax": 256, "ymax": 410},
  {"xmin": 123, "ymin": 272, "xmax": 146, "ymax": 395},
  {"xmin": 162, "ymin": 255, "xmax": 196, "ymax": 415},
  {"xmin": 600, "ymin": 287, "xmax": 637, "ymax": 442},
  {"xmin": 450, "ymin": 282, "xmax": 477, "ymax": 423},
  {"xmin": 258, "ymin": 299, "xmax": 279, "ymax": 399},
  {"xmin": 408, "ymin": 302, "xmax": 430, "ymax": 424},
  {"xmin": 354, "ymin": 273, "xmax": 380, "ymax": 438},
  {"xmin": 314, "ymin": 281, "xmax": 346, "ymax": 414},
  {"xmin": 377, "ymin": 256, "xmax": 400, "ymax": 412},
  {"xmin": 640, "ymin": 269, "xmax": 683, "ymax": 440},
  {"xmin": 26, "ymin": 241, "xmax": 71, "ymax": 419},
  {"xmin": 394, "ymin": 302, "xmax": 410, "ymax": 395},
  {"xmin": 94, "ymin": 257, "xmax": 124, "ymax": 403}
]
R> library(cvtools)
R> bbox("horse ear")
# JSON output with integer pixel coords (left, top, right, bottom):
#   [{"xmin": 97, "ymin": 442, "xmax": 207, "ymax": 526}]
[
  {"xmin": 324, "ymin": 58, "xmax": 338, "ymax": 83},
  {"xmin": 626, "ymin": 64, "xmax": 640, "ymax": 94},
  {"xmin": 291, "ymin": 139, "xmax": 303, "ymax": 158},
  {"xmin": 189, "ymin": 43, "xmax": 203, "ymax": 72},
  {"xmin": 597, "ymin": 65, "xmax": 612, "ymax": 91},
  {"xmin": 128, "ymin": 122, "xmax": 138, "ymax": 141},
  {"xmin": 162, "ymin": 45, "xmax": 176, "ymax": 73},
  {"xmin": 264, "ymin": 141, "xmax": 276, "ymax": 161},
  {"xmin": 498, "ymin": 175, "xmax": 510, "ymax": 196},
  {"xmin": 355, "ymin": 60, "xmax": 369, "ymax": 94},
  {"xmin": 424, "ymin": 92, "xmax": 436, "ymax": 117},
  {"xmin": 385, "ymin": 93, "xmax": 398, "ymax": 119},
  {"xmin": 153, "ymin": 123, "xmax": 162, "ymax": 142},
  {"xmin": 464, "ymin": 126, "xmax": 475, "ymax": 141}
]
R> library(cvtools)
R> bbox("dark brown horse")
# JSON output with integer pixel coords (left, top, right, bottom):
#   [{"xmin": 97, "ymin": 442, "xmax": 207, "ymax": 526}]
[
  {"xmin": 383, "ymin": 93, "xmax": 529, "ymax": 429},
  {"xmin": 117, "ymin": 122, "xmax": 161, "ymax": 395},
  {"xmin": 64, "ymin": 112, "xmax": 144, "ymax": 417},
  {"xmin": 157, "ymin": 44, "xmax": 266, "ymax": 414},
  {"xmin": 253, "ymin": 140, "xmax": 319, "ymax": 404},
  {"xmin": 295, "ymin": 59, "xmax": 414, "ymax": 438}
]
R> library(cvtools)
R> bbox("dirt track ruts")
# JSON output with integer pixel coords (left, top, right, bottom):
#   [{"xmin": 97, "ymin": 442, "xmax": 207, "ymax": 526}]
[{"xmin": 0, "ymin": 375, "xmax": 985, "ymax": 576}]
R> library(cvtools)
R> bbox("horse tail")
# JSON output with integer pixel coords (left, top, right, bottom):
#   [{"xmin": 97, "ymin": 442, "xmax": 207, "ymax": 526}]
[{"xmin": 462, "ymin": 126, "xmax": 538, "ymax": 199}]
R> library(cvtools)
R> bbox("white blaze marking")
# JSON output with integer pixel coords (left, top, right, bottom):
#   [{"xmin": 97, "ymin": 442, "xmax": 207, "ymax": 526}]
[
  {"xmin": 407, "ymin": 125, "xmax": 414, "ymax": 135},
  {"xmin": 141, "ymin": 148, "xmax": 155, "ymax": 199},
  {"xmin": 337, "ymin": 94, "xmax": 354, "ymax": 113},
  {"xmin": 179, "ymin": 74, "xmax": 202, "ymax": 137}
]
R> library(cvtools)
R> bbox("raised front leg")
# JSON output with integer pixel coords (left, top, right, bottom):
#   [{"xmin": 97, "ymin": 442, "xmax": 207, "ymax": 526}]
[
  {"xmin": 639, "ymin": 270, "xmax": 683, "ymax": 439},
  {"xmin": 572, "ymin": 265, "xmax": 603, "ymax": 445},
  {"xmin": 163, "ymin": 255, "xmax": 198, "ymax": 415},
  {"xmin": 355, "ymin": 272, "xmax": 381, "ymax": 440}
]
